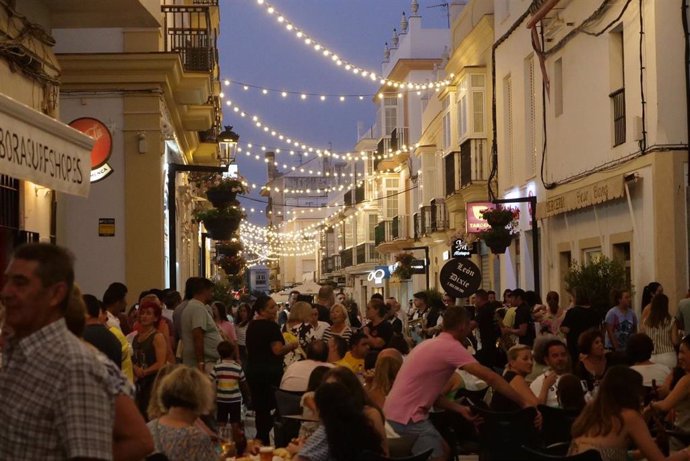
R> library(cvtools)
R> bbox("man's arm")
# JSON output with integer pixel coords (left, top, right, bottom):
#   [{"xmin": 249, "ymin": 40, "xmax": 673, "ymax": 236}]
[{"xmin": 192, "ymin": 327, "xmax": 205, "ymax": 369}]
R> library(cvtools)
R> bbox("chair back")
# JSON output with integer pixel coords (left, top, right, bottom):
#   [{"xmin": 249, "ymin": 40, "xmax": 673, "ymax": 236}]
[
  {"xmin": 274, "ymin": 389, "xmax": 303, "ymax": 416},
  {"xmin": 387, "ymin": 436, "xmax": 417, "ymax": 458},
  {"xmin": 538, "ymin": 404, "xmax": 580, "ymax": 446},
  {"xmin": 472, "ymin": 405, "xmax": 538, "ymax": 460},
  {"xmin": 358, "ymin": 448, "xmax": 433, "ymax": 461},
  {"xmin": 521, "ymin": 445, "xmax": 603, "ymax": 461}
]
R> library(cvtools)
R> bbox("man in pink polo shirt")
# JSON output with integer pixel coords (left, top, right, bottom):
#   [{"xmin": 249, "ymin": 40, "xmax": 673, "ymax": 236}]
[{"xmin": 385, "ymin": 306, "xmax": 533, "ymax": 461}]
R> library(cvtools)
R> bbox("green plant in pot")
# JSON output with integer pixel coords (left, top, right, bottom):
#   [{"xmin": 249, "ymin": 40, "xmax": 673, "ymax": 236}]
[
  {"xmin": 479, "ymin": 226, "xmax": 514, "ymax": 254},
  {"xmin": 393, "ymin": 252, "xmax": 415, "ymax": 280},
  {"xmin": 194, "ymin": 206, "xmax": 244, "ymax": 241},
  {"xmin": 565, "ymin": 255, "xmax": 627, "ymax": 320},
  {"xmin": 218, "ymin": 254, "xmax": 246, "ymax": 276}
]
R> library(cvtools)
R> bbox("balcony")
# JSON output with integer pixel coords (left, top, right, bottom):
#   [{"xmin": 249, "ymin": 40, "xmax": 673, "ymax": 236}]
[
  {"xmin": 321, "ymin": 255, "xmax": 341, "ymax": 274},
  {"xmin": 445, "ymin": 139, "xmax": 489, "ymax": 210},
  {"xmin": 162, "ymin": 4, "xmax": 218, "ymax": 74},
  {"xmin": 460, "ymin": 138, "xmax": 488, "ymax": 188},
  {"xmin": 375, "ymin": 220, "xmax": 393, "ymax": 246},
  {"xmin": 355, "ymin": 242, "xmax": 381, "ymax": 265},
  {"xmin": 392, "ymin": 215, "xmax": 410, "ymax": 240},
  {"xmin": 415, "ymin": 201, "xmax": 449, "ymax": 238},
  {"xmin": 610, "ymin": 88, "xmax": 626, "ymax": 147},
  {"xmin": 340, "ymin": 247, "xmax": 353, "ymax": 269},
  {"xmin": 374, "ymin": 127, "xmax": 409, "ymax": 171}
]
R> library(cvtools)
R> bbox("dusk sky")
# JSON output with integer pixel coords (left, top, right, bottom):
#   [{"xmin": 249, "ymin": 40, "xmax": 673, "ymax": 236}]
[{"xmin": 219, "ymin": 0, "xmax": 448, "ymax": 224}]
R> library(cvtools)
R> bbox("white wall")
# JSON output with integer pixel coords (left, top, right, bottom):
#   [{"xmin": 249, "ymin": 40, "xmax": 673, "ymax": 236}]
[
  {"xmin": 52, "ymin": 28, "xmax": 124, "ymax": 53},
  {"xmin": 57, "ymin": 96, "xmax": 126, "ymax": 297}
]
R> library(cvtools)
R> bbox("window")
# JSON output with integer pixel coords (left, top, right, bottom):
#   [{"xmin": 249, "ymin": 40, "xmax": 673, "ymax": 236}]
[
  {"xmin": 503, "ymin": 75, "xmax": 514, "ymax": 185},
  {"xmin": 442, "ymin": 97, "xmax": 451, "ymax": 149},
  {"xmin": 524, "ymin": 55, "xmax": 536, "ymax": 178},
  {"xmin": 368, "ymin": 214, "xmax": 378, "ymax": 242},
  {"xmin": 583, "ymin": 247, "xmax": 603, "ymax": 264},
  {"xmin": 559, "ymin": 250, "xmax": 572, "ymax": 301},
  {"xmin": 384, "ymin": 178, "xmax": 399, "ymax": 219},
  {"xmin": 445, "ymin": 153, "xmax": 456, "ymax": 196},
  {"xmin": 383, "ymin": 96, "xmax": 398, "ymax": 135},
  {"xmin": 457, "ymin": 74, "xmax": 486, "ymax": 142},
  {"xmin": 610, "ymin": 28, "xmax": 625, "ymax": 146},
  {"xmin": 554, "ymin": 58, "xmax": 563, "ymax": 116},
  {"xmin": 612, "ymin": 242, "xmax": 631, "ymax": 288}
]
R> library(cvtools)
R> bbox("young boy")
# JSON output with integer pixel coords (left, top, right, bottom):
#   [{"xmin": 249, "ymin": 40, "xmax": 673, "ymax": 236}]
[{"xmin": 210, "ymin": 341, "xmax": 251, "ymax": 429}]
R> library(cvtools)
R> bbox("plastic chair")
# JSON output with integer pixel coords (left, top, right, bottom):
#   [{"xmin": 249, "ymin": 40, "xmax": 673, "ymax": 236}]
[
  {"xmin": 537, "ymin": 404, "xmax": 580, "ymax": 446},
  {"xmin": 470, "ymin": 405, "xmax": 539, "ymax": 460},
  {"xmin": 521, "ymin": 445, "xmax": 603, "ymax": 461}
]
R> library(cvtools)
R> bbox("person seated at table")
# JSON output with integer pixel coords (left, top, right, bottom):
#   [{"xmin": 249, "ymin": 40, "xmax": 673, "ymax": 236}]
[
  {"xmin": 293, "ymin": 381, "xmax": 385, "ymax": 461},
  {"xmin": 491, "ymin": 344, "xmax": 539, "ymax": 411},
  {"xmin": 367, "ymin": 351, "xmax": 403, "ymax": 409},
  {"xmin": 569, "ymin": 365, "xmax": 690, "ymax": 461},
  {"xmin": 280, "ymin": 340, "xmax": 334, "ymax": 393},
  {"xmin": 327, "ymin": 335, "xmax": 348, "ymax": 363},
  {"xmin": 146, "ymin": 366, "xmax": 227, "ymax": 461},
  {"xmin": 336, "ymin": 331, "xmax": 369, "ymax": 374},
  {"xmin": 530, "ymin": 339, "xmax": 572, "ymax": 407},
  {"xmin": 628, "ymin": 333, "xmax": 671, "ymax": 387},
  {"xmin": 576, "ymin": 329, "xmax": 610, "ymax": 392},
  {"xmin": 556, "ymin": 373, "xmax": 587, "ymax": 413},
  {"xmin": 299, "ymin": 366, "xmax": 331, "ymax": 439}
]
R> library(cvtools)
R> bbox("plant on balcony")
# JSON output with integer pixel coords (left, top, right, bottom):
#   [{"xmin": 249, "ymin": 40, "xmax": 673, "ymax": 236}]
[
  {"xmin": 194, "ymin": 206, "xmax": 244, "ymax": 241},
  {"xmin": 194, "ymin": 173, "xmax": 249, "ymax": 209},
  {"xmin": 480, "ymin": 206, "xmax": 519, "ymax": 228},
  {"xmin": 216, "ymin": 240, "xmax": 243, "ymax": 257},
  {"xmin": 393, "ymin": 251, "xmax": 415, "ymax": 280}
]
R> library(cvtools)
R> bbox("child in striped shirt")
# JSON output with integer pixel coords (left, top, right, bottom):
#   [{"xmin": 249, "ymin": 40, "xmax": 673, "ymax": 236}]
[{"xmin": 210, "ymin": 341, "xmax": 251, "ymax": 428}]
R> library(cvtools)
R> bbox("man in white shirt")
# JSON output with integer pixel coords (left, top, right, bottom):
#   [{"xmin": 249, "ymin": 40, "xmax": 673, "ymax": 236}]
[
  {"xmin": 530, "ymin": 339, "xmax": 571, "ymax": 407},
  {"xmin": 280, "ymin": 340, "xmax": 333, "ymax": 392}
]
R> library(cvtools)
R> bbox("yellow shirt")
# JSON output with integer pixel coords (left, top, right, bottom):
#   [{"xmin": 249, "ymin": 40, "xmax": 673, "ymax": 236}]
[
  {"xmin": 336, "ymin": 352, "xmax": 364, "ymax": 374},
  {"xmin": 109, "ymin": 326, "xmax": 134, "ymax": 383}
]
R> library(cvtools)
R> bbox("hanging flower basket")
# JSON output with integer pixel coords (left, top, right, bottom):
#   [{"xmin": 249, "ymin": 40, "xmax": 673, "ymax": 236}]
[
  {"xmin": 480, "ymin": 226, "xmax": 514, "ymax": 254},
  {"xmin": 219, "ymin": 255, "xmax": 246, "ymax": 275},
  {"xmin": 194, "ymin": 207, "xmax": 244, "ymax": 241},
  {"xmin": 393, "ymin": 251, "xmax": 415, "ymax": 280},
  {"xmin": 206, "ymin": 189, "xmax": 238, "ymax": 209},
  {"xmin": 216, "ymin": 241, "xmax": 243, "ymax": 257},
  {"xmin": 481, "ymin": 206, "xmax": 519, "ymax": 228}
]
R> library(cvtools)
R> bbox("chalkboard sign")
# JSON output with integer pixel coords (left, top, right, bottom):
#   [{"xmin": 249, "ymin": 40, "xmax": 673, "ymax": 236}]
[{"xmin": 440, "ymin": 258, "xmax": 482, "ymax": 299}]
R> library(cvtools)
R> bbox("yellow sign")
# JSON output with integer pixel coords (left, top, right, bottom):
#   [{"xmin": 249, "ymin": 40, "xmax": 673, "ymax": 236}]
[{"xmin": 98, "ymin": 218, "xmax": 115, "ymax": 237}]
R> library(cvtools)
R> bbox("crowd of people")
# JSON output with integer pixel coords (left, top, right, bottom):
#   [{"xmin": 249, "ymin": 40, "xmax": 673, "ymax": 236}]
[{"xmin": 5, "ymin": 243, "xmax": 690, "ymax": 461}]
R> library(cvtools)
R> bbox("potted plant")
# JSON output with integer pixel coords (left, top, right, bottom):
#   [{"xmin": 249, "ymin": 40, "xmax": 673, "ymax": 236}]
[
  {"xmin": 479, "ymin": 226, "xmax": 514, "ymax": 254},
  {"xmin": 194, "ymin": 206, "xmax": 244, "ymax": 240},
  {"xmin": 393, "ymin": 252, "xmax": 415, "ymax": 280},
  {"xmin": 565, "ymin": 256, "xmax": 627, "ymax": 320},
  {"xmin": 480, "ymin": 206, "xmax": 519, "ymax": 228},
  {"xmin": 216, "ymin": 240, "xmax": 243, "ymax": 257},
  {"xmin": 199, "ymin": 174, "xmax": 249, "ymax": 209}
]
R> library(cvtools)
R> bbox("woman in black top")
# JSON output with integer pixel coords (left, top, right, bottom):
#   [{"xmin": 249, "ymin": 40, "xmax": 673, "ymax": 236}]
[
  {"xmin": 575, "ymin": 329, "xmax": 609, "ymax": 392},
  {"xmin": 245, "ymin": 295, "xmax": 299, "ymax": 444},
  {"xmin": 491, "ymin": 344, "xmax": 539, "ymax": 411}
]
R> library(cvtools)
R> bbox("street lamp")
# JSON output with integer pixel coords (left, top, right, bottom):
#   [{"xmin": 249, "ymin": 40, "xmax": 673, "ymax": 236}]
[{"xmin": 217, "ymin": 125, "xmax": 239, "ymax": 165}]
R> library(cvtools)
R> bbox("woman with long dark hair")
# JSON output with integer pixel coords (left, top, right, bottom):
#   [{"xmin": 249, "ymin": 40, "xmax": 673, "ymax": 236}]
[
  {"xmin": 569, "ymin": 366, "xmax": 690, "ymax": 461},
  {"xmin": 132, "ymin": 300, "xmax": 167, "ymax": 418},
  {"xmin": 641, "ymin": 282, "xmax": 664, "ymax": 324},
  {"xmin": 244, "ymin": 295, "xmax": 298, "ymax": 444},
  {"xmin": 641, "ymin": 294, "xmax": 679, "ymax": 369},
  {"xmin": 294, "ymin": 382, "xmax": 384, "ymax": 461}
]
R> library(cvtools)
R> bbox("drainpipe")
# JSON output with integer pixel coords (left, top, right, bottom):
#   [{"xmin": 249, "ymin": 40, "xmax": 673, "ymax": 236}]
[{"xmin": 684, "ymin": 0, "xmax": 690, "ymax": 281}]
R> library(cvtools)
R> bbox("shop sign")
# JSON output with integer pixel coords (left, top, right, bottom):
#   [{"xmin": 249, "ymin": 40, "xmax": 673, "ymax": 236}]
[
  {"xmin": 367, "ymin": 265, "xmax": 392, "ymax": 285},
  {"xmin": 0, "ymin": 93, "xmax": 92, "ymax": 197},
  {"xmin": 440, "ymin": 258, "xmax": 482, "ymax": 299},
  {"xmin": 98, "ymin": 218, "xmax": 115, "ymax": 237},
  {"xmin": 466, "ymin": 202, "xmax": 495, "ymax": 233},
  {"xmin": 410, "ymin": 259, "xmax": 427, "ymax": 274},
  {"xmin": 536, "ymin": 176, "xmax": 625, "ymax": 218},
  {"xmin": 68, "ymin": 117, "xmax": 113, "ymax": 183},
  {"xmin": 451, "ymin": 239, "xmax": 477, "ymax": 258}
]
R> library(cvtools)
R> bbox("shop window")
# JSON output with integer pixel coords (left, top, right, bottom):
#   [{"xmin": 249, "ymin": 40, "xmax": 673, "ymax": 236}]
[
  {"xmin": 582, "ymin": 247, "xmax": 602, "ymax": 264},
  {"xmin": 559, "ymin": 250, "xmax": 572, "ymax": 302}
]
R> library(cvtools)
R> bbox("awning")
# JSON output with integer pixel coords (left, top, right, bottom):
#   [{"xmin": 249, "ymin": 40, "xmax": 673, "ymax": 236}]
[
  {"xmin": 536, "ymin": 175, "xmax": 625, "ymax": 219},
  {"xmin": 0, "ymin": 93, "xmax": 93, "ymax": 197}
]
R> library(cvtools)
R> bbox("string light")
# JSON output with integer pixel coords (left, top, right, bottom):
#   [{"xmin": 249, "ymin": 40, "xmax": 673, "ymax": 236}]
[
  {"xmin": 254, "ymin": 0, "xmax": 454, "ymax": 90},
  {"xmin": 222, "ymin": 78, "xmax": 373, "ymax": 102}
]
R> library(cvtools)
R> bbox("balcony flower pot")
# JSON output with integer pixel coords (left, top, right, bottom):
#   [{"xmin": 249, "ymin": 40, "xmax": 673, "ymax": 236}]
[
  {"xmin": 480, "ymin": 226, "xmax": 514, "ymax": 254},
  {"xmin": 481, "ymin": 206, "xmax": 519, "ymax": 228},
  {"xmin": 206, "ymin": 189, "xmax": 239, "ymax": 209},
  {"xmin": 218, "ymin": 255, "xmax": 246, "ymax": 276},
  {"xmin": 195, "ymin": 174, "xmax": 249, "ymax": 209},
  {"xmin": 194, "ymin": 207, "xmax": 243, "ymax": 241}
]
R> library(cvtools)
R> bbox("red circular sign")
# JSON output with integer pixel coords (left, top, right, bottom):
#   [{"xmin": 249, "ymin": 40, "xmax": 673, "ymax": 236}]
[{"xmin": 69, "ymin": 117, "xmax": 113, "ymax": 169}]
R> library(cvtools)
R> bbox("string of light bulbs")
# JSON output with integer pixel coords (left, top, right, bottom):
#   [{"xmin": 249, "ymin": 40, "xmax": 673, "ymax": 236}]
[
  {"xmin": 254, "ymin": 0, "xmax": 453, "ymax": 90},
  {"xmin": 222, "ymin": 79, "xmax": 373, "ymax": 102}
]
